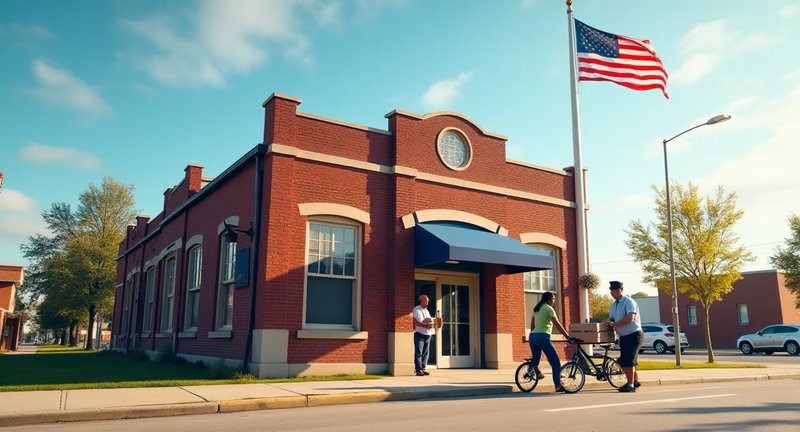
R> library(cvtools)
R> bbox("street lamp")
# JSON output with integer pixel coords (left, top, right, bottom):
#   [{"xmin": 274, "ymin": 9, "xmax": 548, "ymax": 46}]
[{"xmin": 663, "ymin": 114, "xmax": 730, "ymax": 367}]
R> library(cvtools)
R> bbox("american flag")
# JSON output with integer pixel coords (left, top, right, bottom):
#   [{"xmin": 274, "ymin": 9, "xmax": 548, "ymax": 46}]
[{"xmin": 575, "ymin": 19, "xmax": 669, "ymax": 99}]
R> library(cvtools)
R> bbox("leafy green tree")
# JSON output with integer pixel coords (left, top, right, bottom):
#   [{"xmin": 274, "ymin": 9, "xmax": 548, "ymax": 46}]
[
  {"xmin": 20, "ymin": 177, "xmax": 137, "ymax": 349},
  {"xmin": 591, "ymin": 290, "xmax": 612, "ymax": 322},
  {"xmin": 631, "ymin": 292, "xmax": 650, "ymax": 298},
  {"xmin": 626, "ymin": 183, "xmax": 753, "ymax": 363},
  {"xmin": 770, "ymin": 215, "xmax": 800, "ymax": 309}
]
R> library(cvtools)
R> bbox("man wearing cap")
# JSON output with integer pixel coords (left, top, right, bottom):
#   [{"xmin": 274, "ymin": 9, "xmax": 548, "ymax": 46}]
[{"xmin": 603, "ymin": 281, "xmax": 643, "ymax": 392}]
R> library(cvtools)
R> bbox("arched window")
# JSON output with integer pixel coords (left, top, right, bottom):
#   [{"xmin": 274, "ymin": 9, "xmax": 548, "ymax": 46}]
[
  {"xmin": 159, "ymin": 255, "xmax": 177, "ymax": 332},
  {"xmin": 216, "ymin": 233, "xmax": 236, "ymax": 329}
]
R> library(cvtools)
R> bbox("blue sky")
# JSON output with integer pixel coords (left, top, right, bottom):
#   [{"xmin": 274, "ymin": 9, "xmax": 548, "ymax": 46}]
[{"xmin": 1, "ymin": 0, "xmax": 798, "ymax": 296}]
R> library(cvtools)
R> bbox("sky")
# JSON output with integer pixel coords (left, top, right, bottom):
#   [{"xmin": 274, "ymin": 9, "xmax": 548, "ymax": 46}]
[{"xmin": 1, "ymin": 0, "xmax": 799, "ymax": 297}]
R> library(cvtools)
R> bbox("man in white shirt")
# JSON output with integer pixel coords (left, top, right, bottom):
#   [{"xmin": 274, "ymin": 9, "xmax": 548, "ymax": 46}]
[
  {"xmin": 603, "ymin": 280, "xmax": 643, "ymax": 392},
  {"xmin": 412, "ymin": 294, "xmax": 436, "ymax": 376}
]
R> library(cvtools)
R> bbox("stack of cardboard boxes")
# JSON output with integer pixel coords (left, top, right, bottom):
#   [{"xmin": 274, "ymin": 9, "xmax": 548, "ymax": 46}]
[{"xmin": 569, "ymin": 322, "xmax": 616, "ymax": 344}]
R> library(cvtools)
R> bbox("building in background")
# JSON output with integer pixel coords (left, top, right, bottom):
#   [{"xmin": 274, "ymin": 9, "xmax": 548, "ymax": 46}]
[
  {"xmin": 636, "ymin": 296, "xmax": 661, "ymax": 324},
  {"xmin": 0, "ymin": 265, "xmax": 24, "ymax": 351},
  {"xmin": 657, "ymin": 270, "xmax": 800, "ymax": 348},
  {"xmin": 111, "ymin": 93, "xmax": 588, "ymax": 377}
]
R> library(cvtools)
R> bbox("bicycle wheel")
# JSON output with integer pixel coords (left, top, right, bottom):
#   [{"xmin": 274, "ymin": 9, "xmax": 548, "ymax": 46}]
[
  {"xmin": 604, "ymin": 358, "xmax": 627, "ymax": 389},
  {"xmin": 559, "ymin": 360, "xmax": 585, "ymax": 393},
  {"xmin": 515, "ymin": 361, "xmax": 538, "ymax": 392}
]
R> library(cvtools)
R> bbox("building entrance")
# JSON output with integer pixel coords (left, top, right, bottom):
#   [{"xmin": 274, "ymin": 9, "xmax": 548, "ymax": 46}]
[{"xmin": 414, "ymin": 271, "xmax": 478, "ymax": 368}]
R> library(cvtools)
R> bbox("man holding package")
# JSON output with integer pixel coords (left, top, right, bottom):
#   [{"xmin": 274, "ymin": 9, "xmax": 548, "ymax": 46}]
[
  {"xmin": 412, "ymin": 294, "xmax": 436, "ymax": 376},
  {"xmin": 603, "ymin": 281, "xmax": 643, "ymax": 392}
]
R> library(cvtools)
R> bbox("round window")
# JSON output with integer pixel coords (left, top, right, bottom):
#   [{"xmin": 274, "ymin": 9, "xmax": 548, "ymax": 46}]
[{"xmin": 437, "ymin": 129, "xmax": 472, "ymax": 170}]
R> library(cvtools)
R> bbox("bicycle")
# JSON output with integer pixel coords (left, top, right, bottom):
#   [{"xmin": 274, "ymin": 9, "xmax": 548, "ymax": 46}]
[
  {"xmin": 559, "ymin": 337, "xmax": 627, "ymax": 393},
  {"xmin": 514, "ymin": 358, "xmax": 542, "ymax": 392}
]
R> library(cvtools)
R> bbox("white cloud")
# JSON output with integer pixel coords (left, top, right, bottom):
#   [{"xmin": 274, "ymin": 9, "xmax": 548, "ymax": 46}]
[
  {"xmin": 19, "ymin": 142, "xmax": 103, "ymax": 171},
  {"xmin": 421, "ymin": 72, "xmax": 474, "ymax": 110},
  {"xmin": 669, "ymin": 53, "xmax": 716, "ymax": 85},
  {"xmin": 615, "ymin": 194, "xmax": 652, "ymax": 210},
  {"xmin": 520, "ymin": 0, "xmax": 539, "ymax": 9},
  {"xmin": 782, "ymin": 67, "xmax": 800, "ymax": 82},
  {"xmin": 695, "ymin": 85, "xmax": 800, "ymax": 268},
  {"xmin": 29, "ymin": 60, "xmax": 112, "ymax": 115},
  {"xmin": 121, "ymin": 0, "xmax": 314, "ymax": 87},
  {"xmin": 779, "ymin": 4, "xmax": 800, "ymax": 18},
  {"xmin": 0, "ymin": 23, "xmax": 53, "ymax": 40},
  {"xmin": 0, "ymin": 189, "xmax": 37, "ymax": 213}
]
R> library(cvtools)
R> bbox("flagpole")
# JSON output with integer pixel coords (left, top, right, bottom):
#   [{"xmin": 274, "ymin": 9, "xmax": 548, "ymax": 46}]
[{"xmin": 566, "ymin": 0, "xmax": 590, "ymax": 324}]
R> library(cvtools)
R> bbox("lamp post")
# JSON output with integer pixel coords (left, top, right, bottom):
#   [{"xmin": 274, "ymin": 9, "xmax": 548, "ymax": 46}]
[{"xmin": 663, "ymin": 114, "xmax": 730, "ymax": 367}]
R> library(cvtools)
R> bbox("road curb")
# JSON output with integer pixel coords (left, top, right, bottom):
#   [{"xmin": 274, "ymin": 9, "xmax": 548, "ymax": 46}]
[
  {"xmin": 0, "ymin": 402, "xmax": 219, "ymax": 428},
  {"xmin": 219, "ymin": 395, "xmax": 307, "ymax": 412}
]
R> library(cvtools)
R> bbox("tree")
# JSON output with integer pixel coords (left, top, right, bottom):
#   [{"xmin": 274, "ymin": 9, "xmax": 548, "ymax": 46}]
[
  {"xmin": 591, "ymin": 291, "xmax": 612, "ymax": 322},
  {"xmin": 625, "ymin": 183, "xmax": 753, "ymax": 363},
  {"xmin": 19, "ymin": 177, "xmax": 137, "ymax": 349},
  {"xmin": 770, "ymin": 214, "xmax": 800, "ymax": 309},
  {"xmin": 631, "ymin": 292, "xmax": 650, "ymax": 298}
]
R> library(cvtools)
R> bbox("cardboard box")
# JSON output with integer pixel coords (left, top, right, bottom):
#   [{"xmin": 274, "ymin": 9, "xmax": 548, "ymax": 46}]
[
  {"xmin": 571, "ymin": 329, "xmax": 616, "ymax": 344},
  {"xmin": 434, "ymin": 317, "xmax": 442, "ymax": 329},
  {"xmin": 570, "ymin": 322, "xmax": 604, "ymax": 332}
]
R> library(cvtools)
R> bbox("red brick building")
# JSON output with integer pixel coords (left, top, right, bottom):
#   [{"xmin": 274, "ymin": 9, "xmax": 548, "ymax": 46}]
[
  {"xmin": 112, "ymin": 93, "xmax": 586, "ymax": 377},
  {"xmin": 0, "ymin": 265, "xmax": 24, "ymax": 352},
  {"xmin": 657, "ymin": 270, "xmax": 800, "ymax": 348}
]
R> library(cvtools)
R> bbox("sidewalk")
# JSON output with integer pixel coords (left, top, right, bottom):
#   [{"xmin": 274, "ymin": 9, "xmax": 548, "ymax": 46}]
[{"xmin": 2, "ymin": 364, "xmax": 799, "ymax": 427}]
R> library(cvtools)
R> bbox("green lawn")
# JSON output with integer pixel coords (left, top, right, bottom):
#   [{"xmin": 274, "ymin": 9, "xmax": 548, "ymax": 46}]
[
  {"xmin": 0, "ymin": 346, "xmax": 382, "ymax": 392},
  {"xmin": 637, "ymin": 360, "xmax": 765, "ymax": 370}
]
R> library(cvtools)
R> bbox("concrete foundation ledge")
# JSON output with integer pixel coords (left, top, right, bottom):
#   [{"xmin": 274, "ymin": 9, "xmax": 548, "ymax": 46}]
[
  {"xmin": 219, "ymin": 396, "xmax": 308, "ymax": 412},
  {"xmin": 0, "ymin": 402, "xmax": 219, "ymax": 428}
]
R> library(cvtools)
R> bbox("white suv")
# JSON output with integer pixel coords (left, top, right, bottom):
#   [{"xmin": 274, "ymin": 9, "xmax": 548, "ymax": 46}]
[
  {"xmin": 737, "ymin": 324, "xmax": 800, "ymax": 356},
  {"xmin": 640, "ymin": 323, "xmax": 689, "ymax": 354}
]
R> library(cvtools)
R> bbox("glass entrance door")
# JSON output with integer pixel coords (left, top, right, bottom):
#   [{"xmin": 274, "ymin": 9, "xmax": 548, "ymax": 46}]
[{"xmin": 415, "ymin": 272, "xmax": 477, "ymax": 369}]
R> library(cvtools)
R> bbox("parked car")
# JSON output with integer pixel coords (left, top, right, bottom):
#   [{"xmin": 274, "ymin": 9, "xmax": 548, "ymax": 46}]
[
  {"xmin": 736, "ymin": 324, "xmax": 800, "ymax": 356},
  {"xmin": 639, "ymin": 323, "xmax": 689, "ymax": 354}
]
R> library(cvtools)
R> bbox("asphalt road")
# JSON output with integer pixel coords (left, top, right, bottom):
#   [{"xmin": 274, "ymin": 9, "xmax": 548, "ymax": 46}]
[{"xmin": 7, "ymin": 379, "xmax": 799, "ymax": 432}]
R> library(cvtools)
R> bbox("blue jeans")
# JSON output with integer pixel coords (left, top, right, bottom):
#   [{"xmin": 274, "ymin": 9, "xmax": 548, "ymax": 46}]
[
  {"xmin": 529, "ymin": 333, "xmax": 562, "ymax": 387},
  {"xmin": 414, "ymin": 332, "xmax": 431, "ymax": 372}
]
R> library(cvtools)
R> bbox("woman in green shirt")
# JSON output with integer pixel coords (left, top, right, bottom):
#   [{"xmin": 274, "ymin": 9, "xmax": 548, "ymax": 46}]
[{"xmin": 529, "ymin": 292, "xmax": 570, "ymax": 392}]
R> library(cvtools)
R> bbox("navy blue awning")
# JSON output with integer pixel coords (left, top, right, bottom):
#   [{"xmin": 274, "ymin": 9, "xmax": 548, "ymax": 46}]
[{"xmin": 414, "ymin": 223, "xmax": 554, "ymax": 274}]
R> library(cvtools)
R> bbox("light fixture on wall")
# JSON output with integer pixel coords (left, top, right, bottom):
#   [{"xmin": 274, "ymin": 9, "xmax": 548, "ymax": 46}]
[
  {"xmin": 445, "ymin": 260, "xmax": 460, "ymax": 265},
  {"xmin": 223, "ymin": 221, "xmax": 253, "ymax": 243}
]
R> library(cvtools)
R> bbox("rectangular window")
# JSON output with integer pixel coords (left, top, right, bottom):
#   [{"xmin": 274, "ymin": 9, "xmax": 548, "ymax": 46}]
[
  {"xmin": 305, "ymin": 221, "xmax": 359, "ymax": 328},
  {"xmin": 121, "ymin": 277, "xmax": 133, "ymax": 335},
  {"xmin": 737, "ymin": 303, "xmax": 749, "ymax": 325},
  {"xmin": 687, "ymin": 305, "xmax": 697, "ymax": 326},
  {"xmin": 217, "ymin": 235, "xmax": 236, "ymax": 329},
  {"xmin": 523, "ymin": 246, "xmax": 561, "ymax": 333},
  {"xmin": 142, "ymin": 267, "xmax": 156, "ymax": 334},
  {"xmin": 185, "ymin": 247, "xmax": 202, "ymax": 330},
  {"xmin": 160, "ymin": 256, "xmax": 176, "ymax": 332}
]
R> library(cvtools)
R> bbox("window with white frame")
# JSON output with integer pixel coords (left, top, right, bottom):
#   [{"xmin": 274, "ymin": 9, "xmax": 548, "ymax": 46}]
[
  {"xmin": 737, "ymin": 303, "xmax": 749, "ymax": 325},
  {"xmin": 159, "ymin": 256, "xmax": 176, "ymax": 332},
  {"xmin": 305, "ymin": 219, "xmax": 360, "ymax": 328},
  {"xmin": 121, "ymin": 277, "xmax": 133, "ymax": 335},
  {"xmin": 217, "ymin": 234, "xmax": 236, "ymax": 329},
  {"xmin": 184, "ymin": 246, "xmax": 202, "ymax": 330},
  {"xmin": 523, "ymin": 245, "xmax": 561, "ymax": 333},
  {"xmin": 687, "ymin": 305, "xmax": 697, "ymax": 326},
  {"xmin": 142, "ymin": 267, "xmax": 156, "ymax": 334}
]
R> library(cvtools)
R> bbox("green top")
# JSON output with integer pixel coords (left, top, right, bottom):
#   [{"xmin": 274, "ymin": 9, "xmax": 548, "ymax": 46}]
[{"xmin": 532, "ymin": 304, "xmax": 556, "ymax": 334}]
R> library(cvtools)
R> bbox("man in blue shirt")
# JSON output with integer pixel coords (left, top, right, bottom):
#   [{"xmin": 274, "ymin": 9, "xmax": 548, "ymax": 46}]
[{"xmin": 603, "ymin": 281, "xmax": 643, "ymax": 392}]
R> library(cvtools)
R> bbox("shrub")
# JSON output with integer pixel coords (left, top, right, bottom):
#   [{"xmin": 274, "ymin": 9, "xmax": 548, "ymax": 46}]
[
  {"xmin": 192, "ymin": 360, "xmax": 206, "ymax": 369},
  {"xmin": 156, "ymin": 345, "xmax": 176, "ymax": 363},
  {"xmin": 207, "ymin": 359, "xmax": 237, "ymax": 379},
  {"xmin": 127, "ymin": 348, "xmax": 150, "ymax": 361}
]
